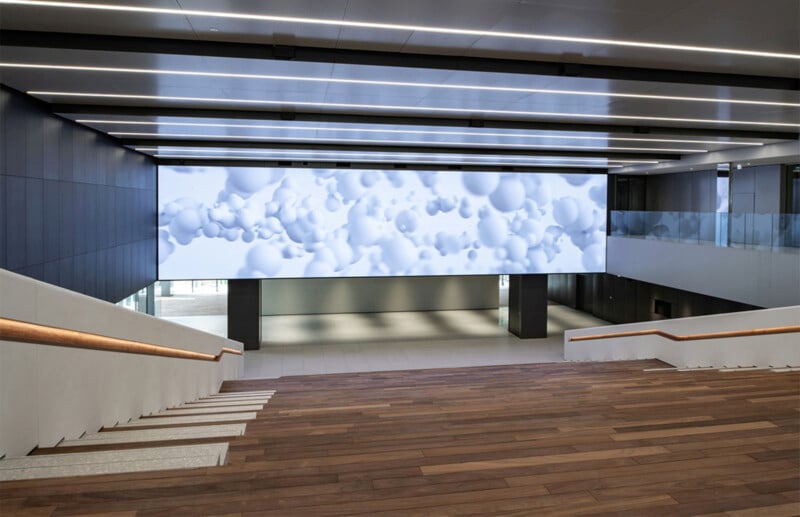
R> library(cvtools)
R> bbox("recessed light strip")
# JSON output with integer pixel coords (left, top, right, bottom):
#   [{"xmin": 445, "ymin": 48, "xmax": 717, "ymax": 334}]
[
  {"xmin": 133, "ymin": 147, "xmax": 659, "ymax": 164},
  {"xmin": 110, "ymin": 131, "xmax": 705, "ymax": 153},
  {"xmin": 3, "ymin": 63, "xmax": 796, "ymax": 108},
  {"xmin": 31, "ymin": 91, "xmax": 799, "ymax": 128},
  {"xmin": 77, "ymin": 119, "xmax": 765, "ymax": 146},
  {"xmin": 1, "ymin": 1, "xmax": 798, "ymax": 60},
  {"xmin": 151, "ymin": 153, "xmax": 623, "ymax": 168}
]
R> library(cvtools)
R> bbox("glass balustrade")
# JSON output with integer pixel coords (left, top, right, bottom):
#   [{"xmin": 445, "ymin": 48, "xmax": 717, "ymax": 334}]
[{"xmin": 610, "ymin": 211, "xmax": 800, "ymax": 250}]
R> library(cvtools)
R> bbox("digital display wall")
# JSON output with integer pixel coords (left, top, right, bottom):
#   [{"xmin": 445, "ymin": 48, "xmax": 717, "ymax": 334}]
[{"xmin": 158, "ymin": 167, "xmax": 607, "ymax": 279}]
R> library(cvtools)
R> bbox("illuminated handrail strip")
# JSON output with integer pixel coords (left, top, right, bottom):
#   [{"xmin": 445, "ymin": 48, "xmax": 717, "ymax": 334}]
[
  {"xmin": 569, "ymin": 325, "xmax": 800, "ymax": 342},
  {"xmin": 0, "ymin": 317, "xmax": 242, "ymax": 361}
]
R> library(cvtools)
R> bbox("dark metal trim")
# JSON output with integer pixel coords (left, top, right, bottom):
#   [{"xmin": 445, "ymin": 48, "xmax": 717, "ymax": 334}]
[
  {"xmin": 154, "ymin": 158, "xmax": 608, "ymax": 174},
  {"xmin": 53, "ymin": 104, "xmax": 799, "ymax": 141},
  {"xmin": 120, "ymin": 138, "xmax": 677, "ymax": 160},
  {"xmin": 3, "ymin": 30, "xmax": 798, "ymax": 91}
]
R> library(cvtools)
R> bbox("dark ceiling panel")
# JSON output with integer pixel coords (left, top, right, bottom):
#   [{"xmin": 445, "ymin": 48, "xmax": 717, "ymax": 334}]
[
  {"xmin": 52, "ymin": 104, "xmax": 799, "ymax": 141},
  {"xmin": 3, "ymin": 30, "xmax": 797, "ymax": 91}
]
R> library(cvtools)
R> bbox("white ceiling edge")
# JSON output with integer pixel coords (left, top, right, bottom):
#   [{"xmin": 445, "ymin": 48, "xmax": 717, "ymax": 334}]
[{"xmin": 617, "ymin": 140, "xmax": 800, "ymax": 175}]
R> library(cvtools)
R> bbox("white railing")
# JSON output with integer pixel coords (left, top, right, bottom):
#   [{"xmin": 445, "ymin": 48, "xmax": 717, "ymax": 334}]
[
  {"xmin": 565, "ymin": 305, "xmax": 800, "ymax": 369},
  {"xmin": 0, "ymin": 269, "xmax": 243, "ymax": 459}
]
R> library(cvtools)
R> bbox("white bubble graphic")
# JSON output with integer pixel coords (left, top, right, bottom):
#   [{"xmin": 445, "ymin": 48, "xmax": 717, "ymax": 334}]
[
  {"xmin": 158, "ymin": 167, "xmax": 607, "ymax": 279},
  {"xmin": 478, "ymin": 214, "xmax": 509, "ymax": 248},
  {"xmin": 247, "ymin": 243, "xmax": 282, "ymax": 276},
  {"xmin": 382, "ymin": 236, "xmax": 417, "ymax": 273},
  {"xmin": 489, "ymin": 177, "xmax": 526, "ymax": 212},
  {"xmin": 462, "ymin": 172, "xmax": 498, "ymax": 196}
]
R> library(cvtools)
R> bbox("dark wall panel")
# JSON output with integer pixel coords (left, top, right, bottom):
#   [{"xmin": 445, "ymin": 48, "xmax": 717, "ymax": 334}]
[
  {"xmin": 644, "ymin": 170, "xmax": 716, "ymax": 212},
  {"xmin": 0, "ymin": 86, "xmax": 157, "ymax": 302},
  {"xmin": 549, "ymin": 272, "xmax": 758, "ymax": 325}
]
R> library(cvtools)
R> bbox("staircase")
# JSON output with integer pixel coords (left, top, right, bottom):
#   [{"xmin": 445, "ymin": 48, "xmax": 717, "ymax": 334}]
[{"xmin": 0, "ymin": 390, "xmax": 274, "ymax": 481}]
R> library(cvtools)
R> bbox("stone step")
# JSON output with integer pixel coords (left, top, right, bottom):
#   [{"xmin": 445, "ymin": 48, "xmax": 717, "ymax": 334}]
[
  {"xmin": 58, "ymin": 424, "xmax": 246, "ymax": 447},
  {"xmin": 0, "ymin": 443, "xmax": 228, "ymax": 481},
  {"xmin": 118, "ymin": 412, "xmax": 257, "ymax": 428}
]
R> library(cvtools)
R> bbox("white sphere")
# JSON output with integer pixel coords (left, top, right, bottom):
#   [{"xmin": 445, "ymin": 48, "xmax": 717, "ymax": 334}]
[
  {"xmin": 553, "ymin": 197, "xmax": 579, "ymax": 228},
  {"xmin": 462, "ymin": 172, "xmax": 499, "ymax": 196},
  {"xmin": 337, "ymin": 173, "xmax": 366, "ymax": 202},
  {"xmin": 395, "ymin": 210, "xmax": 419, "ymax": 233},
  {"xmin": 477, "ymin": 214, "xmax": 509, "ymax": 248},
  {"xmin": 202, "ymin": 222, "xmax": 221, "ymax": 238},
  {"xmin": 247, "ymin": 243, "xmax": 282, "ymax": 276},
  {"xmin": 489, "ymin": 177, "xmax": 526, "ymax": 212},
  {"xmin": 506, "ymin": 236, "xmax": 528, "ymax": 263},
  {"xmin": 382, "ymin": 236, "xmax": 417, "ymax": 273},
  {"xmin": 227, "ymin": 168, "xmax": 278, "ymax": 194},
  {"xmin": 305, "ymin": 259, "xmax": 335, "ymax": 277},
  {"xmin": 581, "ymin": 243, "xmax": 605, "ymax": 271}
]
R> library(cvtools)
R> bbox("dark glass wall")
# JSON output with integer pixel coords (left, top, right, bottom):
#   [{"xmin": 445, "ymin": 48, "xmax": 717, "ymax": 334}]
[
  {"xmin": 0, "ymin": 87, "xmax": 157, "ymax": 302},
  {"xmin": 548, "ymin": 273, "xmax": 759, "ymax": 324}
]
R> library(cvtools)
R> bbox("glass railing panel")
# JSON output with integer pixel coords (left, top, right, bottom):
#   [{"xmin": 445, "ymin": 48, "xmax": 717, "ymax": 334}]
[{"xmin": 609, "ymin": 211, "xmax": 798, "ymax": 251}]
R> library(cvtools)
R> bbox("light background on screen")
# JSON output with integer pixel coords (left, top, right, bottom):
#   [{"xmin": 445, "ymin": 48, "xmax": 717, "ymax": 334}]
[{"xmin": 158, "ymin": 167, "xmax": 607, "ymax": 279}]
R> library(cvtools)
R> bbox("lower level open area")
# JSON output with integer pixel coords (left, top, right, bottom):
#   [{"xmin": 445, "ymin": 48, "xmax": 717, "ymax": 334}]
[{"xmin": 2, "ymin": 360, "xmax": 797, "ymax": 516}]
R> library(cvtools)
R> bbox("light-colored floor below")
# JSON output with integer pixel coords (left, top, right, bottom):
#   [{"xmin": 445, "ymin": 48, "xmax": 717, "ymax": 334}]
[{"xmin": 164, "ymin": 304, "xmax": 609, "ymax": 380}]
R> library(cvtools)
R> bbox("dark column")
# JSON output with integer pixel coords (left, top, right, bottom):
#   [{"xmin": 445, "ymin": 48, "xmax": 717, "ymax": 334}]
[
  {"xmin": 227, "ymin": 279, "xmax": 262, "ymax": 350},
  {"xmin": 508, "ymin": 274, "xmax": 548, "ymax": 338}
]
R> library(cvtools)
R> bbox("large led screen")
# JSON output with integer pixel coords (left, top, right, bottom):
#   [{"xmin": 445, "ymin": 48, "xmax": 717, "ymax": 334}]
[{"xmin": 158, "ymin": 167, "xmax": 607, "ymax": 279}]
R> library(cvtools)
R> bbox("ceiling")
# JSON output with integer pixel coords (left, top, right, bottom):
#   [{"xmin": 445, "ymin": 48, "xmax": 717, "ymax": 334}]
[{"xmin": 0, "ymin": 0, "xmax": 798, "ymax": 174}]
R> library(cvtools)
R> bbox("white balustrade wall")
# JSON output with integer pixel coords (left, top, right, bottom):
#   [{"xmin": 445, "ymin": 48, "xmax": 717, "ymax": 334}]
[
  {"xmin": 565, "ymin": 305, "xmax": 800, "ymax": 368},
  {"xmin": 0, "ymin": 269, "xmax": 243, "ymax": 459}
]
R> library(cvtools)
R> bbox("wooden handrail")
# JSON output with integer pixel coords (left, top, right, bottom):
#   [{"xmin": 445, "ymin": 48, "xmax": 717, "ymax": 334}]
[
  {"xmin": 0, "ymin": 317, "xmax": 242, "ymax": 362},
  {"xmin": 569, "ymin": 325, "xmax": 800, "ymax": 342}
]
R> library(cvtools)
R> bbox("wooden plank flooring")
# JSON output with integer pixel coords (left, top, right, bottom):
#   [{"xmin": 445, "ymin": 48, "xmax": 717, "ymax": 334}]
[{"xmin": 1, "ymin": 359, "xmax": 798, "ymax": 516}]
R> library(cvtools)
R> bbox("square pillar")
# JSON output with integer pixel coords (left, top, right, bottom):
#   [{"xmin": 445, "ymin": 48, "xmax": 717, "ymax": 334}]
[
  {"xmin": 227, "ymin": 279, "xmax": 262, "ymax": 350},
  {"xmin": 508, "ymin": 274, "xmax": 548, "ymax": 338}
]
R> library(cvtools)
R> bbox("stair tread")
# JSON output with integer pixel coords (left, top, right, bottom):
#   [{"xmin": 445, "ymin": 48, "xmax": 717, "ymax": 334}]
[
  {"xmin": 161, "ymin": 404, "xmax": 264, "ymax": 415},
  {"xmin": 58, "ymin": 424, "xmax": 246, "ymax": 446},
  {"xmin": 213, "ymin": 391, "xmax": 275, "ymax": 397},
  {"xmin": 195, "ymin": 396, "xmax": 272, "ymax": 403},
  {"xmin": 180, "ymin": 399, "xmax": 270, "ymax": 408},
  {"xmin": 0, "ymin": 443, "xmax": 228, "ymax": 481},
  {"xmin": 118, "ymin": 412, "xmax": 256, "ymax": 427}
]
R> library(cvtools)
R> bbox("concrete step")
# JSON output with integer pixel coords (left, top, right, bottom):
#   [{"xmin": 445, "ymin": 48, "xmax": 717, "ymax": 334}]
[
  {"xmin": 0, "ymin": 443, "xmax": 228, "ymax": 481},
  {"xmin": 118, "ymin": 412, "xmax": 257, "ymax": 428},
  {"xmin": 58, "ymin": 424, "xmax": 247, "ymax": 447}
]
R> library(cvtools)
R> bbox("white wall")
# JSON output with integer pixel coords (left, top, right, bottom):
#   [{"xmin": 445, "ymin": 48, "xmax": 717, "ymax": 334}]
[
  {"xmin": 0, "ymin": 269, "xmax": 243, "ymax": 458},
  {"xmin": 565, "ymin": 305, "xmax": 800, "ymax": 368},
  {"xmin": 607, "ymin": 236, "xmax": 800, "ymax": 308}
]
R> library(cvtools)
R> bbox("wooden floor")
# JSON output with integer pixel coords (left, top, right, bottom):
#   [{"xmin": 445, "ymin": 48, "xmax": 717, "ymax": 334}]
[{"xmin": 1, "ymin": 360, "xmax": 798, "ymax": 516}]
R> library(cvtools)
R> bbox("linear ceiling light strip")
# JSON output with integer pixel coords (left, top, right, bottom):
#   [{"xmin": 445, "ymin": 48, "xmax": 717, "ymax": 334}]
[
  {"xmin": 133, "ymin": 147, "xmax": 658, "ymax": 163},
  {"xmin": 3, "ymin": 63, "xmax": 796, "ymax": 108},
  {"xmin": 108, "ymin": 132, "xmax": 705, "ymax": 153},
  {"xmin": 150, "ymin": 154, "xmax": 623, "ymax": 167},
  {"xmin": 1, "ymin": 1, "xmax": 798, "ymax": 60},
  {"xmin": 77, "ymin": 120, "xmax": 765, "ymax": 146},
  {"xmin": 29, "ymin": 92, "xmax": 800, "ymax": 128}
]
